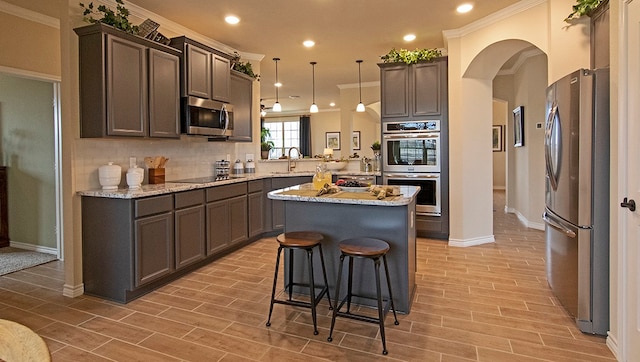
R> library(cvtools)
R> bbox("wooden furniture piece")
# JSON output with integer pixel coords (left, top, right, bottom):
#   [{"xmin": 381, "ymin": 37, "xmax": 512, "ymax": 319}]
[
  {"xmin": 327, "ymin": 238, "xmax": 399, "ymax": 355},
  {"xmin": 0, "ymin": 167, "xmax": 8, "ymax": 248},
  {"xmin": 0, "ymin": 319, "xmax": 50, "ymax": 361},
  {"xmin": 266, "ymin": 231, "xmax": 332, "ymax": 335}
]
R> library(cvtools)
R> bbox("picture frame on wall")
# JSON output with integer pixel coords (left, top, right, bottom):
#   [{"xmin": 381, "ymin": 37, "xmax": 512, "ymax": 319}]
[
  {"xmin": 352, "ymin": 131, "xmax": 361, "ymax": 150},
  {"xmin": 513, "ymin": 106, "xmax": 524, "ymax": 147},
  {"xmin": 492, "ymin": 125, "xmax": 503, "ymax": 152},
  {"xmin": 326, "ymin": 132, "xmax": 341, "ymax": 150}
]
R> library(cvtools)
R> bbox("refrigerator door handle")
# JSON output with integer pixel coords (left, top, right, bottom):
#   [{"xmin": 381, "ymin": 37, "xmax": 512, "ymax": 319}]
[
  {"xmin": 545, "ymin": 103, "xmax": 560, "ymax": 191},
  {"xmin": 543, "ymin": 211, "xmax": 577, "ymax": 238}
]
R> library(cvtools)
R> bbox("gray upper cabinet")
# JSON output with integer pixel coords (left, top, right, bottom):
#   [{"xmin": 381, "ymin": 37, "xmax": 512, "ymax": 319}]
[
  {"xmin": 212, "ymin": 55, "xmax": 231, "ymax": 102},
  {"xmin": 170, "ymin": 37, "xmax": 231, "ymax": 103},
  {"xmin": 229, "ymin": 70, "xmax": 253, "ymax": 142},
  {"xmin": 148, "ymin": 49, "xmax": 181, "ymax": 138},
  {"xmin": 590, "ymin": 0, "xmax": 609, "ymax": 69},
  {"xmin": 186, "ymin": 44, "xmax": 211, "ymax": 98},
  {"xmin": 379, "ymin": 58, "xmax": 447, "ymax": 120},
  {"xmin": 75, "ymin": 23, "xmax": 181, "ymax": 138}
]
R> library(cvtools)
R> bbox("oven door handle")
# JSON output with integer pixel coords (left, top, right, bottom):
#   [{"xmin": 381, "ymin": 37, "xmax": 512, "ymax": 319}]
[
  {"xmin": 383, "ymin": 134, "xmax": 439, "ymax": 139},
  {"xmin": 385, "ymin": 173, "xmax": 440, "ymax": 179}
]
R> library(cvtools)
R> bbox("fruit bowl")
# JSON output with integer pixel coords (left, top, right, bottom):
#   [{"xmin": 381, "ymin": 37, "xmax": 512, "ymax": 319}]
[{"xmin": 324, "ymin": 161, "xmax": 347, "ymax": 171}]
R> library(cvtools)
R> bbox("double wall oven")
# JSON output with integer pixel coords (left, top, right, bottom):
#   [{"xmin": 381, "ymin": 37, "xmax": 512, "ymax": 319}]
[{"xmin": 382, "ymin": 120, "xmax": 441, "ymax": 216}]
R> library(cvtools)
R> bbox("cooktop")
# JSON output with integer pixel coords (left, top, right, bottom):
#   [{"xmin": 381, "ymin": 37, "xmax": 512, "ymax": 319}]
[{"xmin": 170, "ymin": 176, "xmax": 230, "ymax": 183}]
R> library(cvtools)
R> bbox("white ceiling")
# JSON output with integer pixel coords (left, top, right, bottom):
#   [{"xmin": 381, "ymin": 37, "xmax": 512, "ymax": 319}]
[{"xmin": 129, "ymin": 0, "xmax": 522, "ymax": 113}]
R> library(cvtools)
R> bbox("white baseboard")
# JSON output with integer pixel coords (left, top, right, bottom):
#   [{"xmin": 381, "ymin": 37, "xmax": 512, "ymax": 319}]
[
  {"xmin": 63, "ymin": 283, "xmax": 84, "ymax": 298},
  {"xmin": 504, "ymin": 208, "xmax": 544, "ymax": 231},
  {"xmin": 606, "ymin": 332, "xmax": 619, "ymax": 361},
  {"xmin": 9, "ymin": 240, "xmax": 58, "ymax": 255},
  {"xmin": 449, "ymin": 235, "xmax": 495, "ymax": 247}
]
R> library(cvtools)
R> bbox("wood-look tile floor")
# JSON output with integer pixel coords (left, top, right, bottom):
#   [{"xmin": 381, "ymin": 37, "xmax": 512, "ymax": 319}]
[{"xmin": 0, "ymin": 191, "xmax": 615, "ymax": 361}]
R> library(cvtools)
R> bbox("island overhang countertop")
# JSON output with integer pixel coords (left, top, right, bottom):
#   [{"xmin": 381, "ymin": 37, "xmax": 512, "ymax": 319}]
[{"xmin": 267, "ymin": 183, "xmax": 420, "ymax": 206}]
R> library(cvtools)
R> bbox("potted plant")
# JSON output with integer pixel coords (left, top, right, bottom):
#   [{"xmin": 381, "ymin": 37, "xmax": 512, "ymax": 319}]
[
  {"xmin": 371, "ymin": 141, "xmax": 381, "ymax": 153},
  {"xmin": 260, "ymin": 128, "xmax": 274, "ymax": 159}
]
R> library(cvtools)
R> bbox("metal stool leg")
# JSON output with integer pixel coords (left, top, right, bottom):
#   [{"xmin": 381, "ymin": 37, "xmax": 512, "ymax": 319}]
[
  {"xmin": 373, "ymin": 256, "xmax": 388, "ymax": 355},
  {"xmin": 327, "ymin": 253, "xmax": 345, "ymax": 342},
  {"xmin": 266, "ymin": 246, "xmax": 283, "ymax": 327},
  {"xmin": 382, "ymin": 254, "xmax": 399, "ymax": 325},
  {"xmin": 287, "ymin": 248, "xmax": 294, "ymax": 301},
  {"xmin": 307, "ymin": 248, "xmax": 319, "ymax": 335},
  {"xmin": 346, "ymin": 256, "xmax": 354, "ymax": 313},
  {"xmin": 317, "ymin": 244, "xmax": 333, "ymax": 309}
]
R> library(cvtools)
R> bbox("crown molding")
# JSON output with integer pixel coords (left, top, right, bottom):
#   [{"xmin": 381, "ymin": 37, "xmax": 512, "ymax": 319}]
[
  {"xmin": 0, "ymin": 0, "xmax": 59, "ymax": 29},
  {"xmin": 443, "ymin": 0, "xmax": 546, "ymax": 40}
]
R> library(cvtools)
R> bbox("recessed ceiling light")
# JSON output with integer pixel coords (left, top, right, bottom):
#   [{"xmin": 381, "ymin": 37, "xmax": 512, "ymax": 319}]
[
  {"xmin": 329, "ymin": 102, "xmax": 336, "ymax": 107},
  {"xmin": 274, "ymin": 82, "xmax": 282, "ymax": 87},
  {"xmin": 403, "ymin": 34, "xmax": 416, "ymax": 42},
  {"xmin": 303, "ymin": 40, "xmax": 315, "ymax": 48},
  {"xmin": 225, "ymin": 15, "xmax": 240, "ymax": 24},
  {"xmin": 456, "ymin": 3, "xmax": 473, "ymax": 13}
]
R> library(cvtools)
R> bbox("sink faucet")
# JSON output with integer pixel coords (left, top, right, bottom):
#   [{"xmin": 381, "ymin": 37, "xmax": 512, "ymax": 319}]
[{"xmin": 288, "ymin": 147, "xmax": 301, "ymax": 172}]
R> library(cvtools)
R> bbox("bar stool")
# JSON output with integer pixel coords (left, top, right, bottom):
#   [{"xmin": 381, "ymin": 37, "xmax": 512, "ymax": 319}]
[
  {"xmin": 266, "ymin": 231, "xmax": 332, "ymax": 335},
  {"xmin": 327, "ymin": 237, "xmax": 399, "ymax": 355}
]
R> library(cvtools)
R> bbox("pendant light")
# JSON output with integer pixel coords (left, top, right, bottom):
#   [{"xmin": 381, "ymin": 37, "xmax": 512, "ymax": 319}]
[
  {"xmin": 272, "ymin": 57, "xmax": 282, "ymax": 112},
  {"xmin": 309, "ymin": 61, "xmax": 319, "ymax": 113},
  {"xmin": 356, "ymin": 60, "xmax": 365, "ymax": 112}
]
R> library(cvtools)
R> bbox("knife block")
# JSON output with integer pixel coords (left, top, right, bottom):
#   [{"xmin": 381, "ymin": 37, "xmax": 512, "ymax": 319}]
[{"xmin": 148, "ymin": 168, "xmax": 165, "ymax": 184}]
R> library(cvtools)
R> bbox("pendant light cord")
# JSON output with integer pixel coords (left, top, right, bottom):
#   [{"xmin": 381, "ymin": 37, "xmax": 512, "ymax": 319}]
[{"xmin": 357, "ymin": 59, "xmax": 363, "ymax": 103}]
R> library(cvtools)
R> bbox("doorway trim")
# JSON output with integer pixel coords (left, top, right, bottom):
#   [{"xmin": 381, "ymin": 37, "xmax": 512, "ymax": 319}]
[{"xmin": 0, "ymin": 66, "xmax": 63, "ymax": 258}]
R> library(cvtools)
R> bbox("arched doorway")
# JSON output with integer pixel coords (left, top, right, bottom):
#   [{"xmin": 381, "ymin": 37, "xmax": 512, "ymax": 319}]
[{"xmin": 447, "ymin": 39, "xmax": 548, "ymax": 246}]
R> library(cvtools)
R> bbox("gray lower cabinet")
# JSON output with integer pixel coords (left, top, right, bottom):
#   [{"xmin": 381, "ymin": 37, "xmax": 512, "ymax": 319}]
[
  {"xmin": 206, "ymin": 183, "xmax": 248, "ymax": 254},
  {"xmin": 174, "ymin": 190, "xmax": 206, "ymax": 269},
  {"xmin": 134, "ymin": 211, "xmax": 174, "ymax": 287},
  {"xmin": 248, "ymin": 180, "xmax": 264, "ymax": 237}
]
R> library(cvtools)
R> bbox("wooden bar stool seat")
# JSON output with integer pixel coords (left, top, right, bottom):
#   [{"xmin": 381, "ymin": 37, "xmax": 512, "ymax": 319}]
[
  {"xmin": 327, "ymin": 237, "xmax": 399, "ymax": 355},
  {"xmin": 0, "ymin": 319, "xmax": 51, "ymax": 361},
  {"xmin": 266, "ymin": 231, "xmax": 332, "ymax": 335}
]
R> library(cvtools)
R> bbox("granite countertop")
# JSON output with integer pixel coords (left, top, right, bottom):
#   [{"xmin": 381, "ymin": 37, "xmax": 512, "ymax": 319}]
[
  {"xmin": 76, "ymin": 171, "xmax": 382, "ymax": 199},
  {"xmin": 267, "ymin": 183, "xmax": 419, "ymax": 207}
]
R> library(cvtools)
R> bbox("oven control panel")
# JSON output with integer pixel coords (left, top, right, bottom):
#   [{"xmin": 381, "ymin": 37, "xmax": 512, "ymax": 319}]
[{"xmin": 384, "ymin": 120, "xmax": 440, "ymax": 133}]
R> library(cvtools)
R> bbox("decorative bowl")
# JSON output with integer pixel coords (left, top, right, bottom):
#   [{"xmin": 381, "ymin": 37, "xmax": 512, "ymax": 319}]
[{"xmin": 324, "ymin": 161, "xmax": 347, "ymax": 171}]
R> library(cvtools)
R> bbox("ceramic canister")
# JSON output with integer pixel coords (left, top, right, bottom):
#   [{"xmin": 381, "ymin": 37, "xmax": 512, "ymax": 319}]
[
  {"xmin": 126, "ymin": 165, "xmax": 144, "ymax": 189},
  {"xmin": 98, "ymin": 162, "xmax": 122, "ymax": 190}
]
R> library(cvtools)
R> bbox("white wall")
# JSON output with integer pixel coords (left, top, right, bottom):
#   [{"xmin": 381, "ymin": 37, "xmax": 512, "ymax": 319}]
[{"xmin": 492, "ymin": 100, "xmax": 507, "ymax": 190}]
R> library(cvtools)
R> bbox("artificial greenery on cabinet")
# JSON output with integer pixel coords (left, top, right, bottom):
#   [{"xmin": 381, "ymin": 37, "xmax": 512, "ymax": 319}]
[
  {"xmin": 565, "ymin": 0, "xmax": 605, "ymax": 22},
  {"xmin": 381, "ymin": 48, "xmax": 443, "ymax": 65}
]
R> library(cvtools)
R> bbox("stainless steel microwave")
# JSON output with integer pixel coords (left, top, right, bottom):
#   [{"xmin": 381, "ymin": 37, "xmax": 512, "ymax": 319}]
[{"xmin": 182, "ymin": 96, "xmax": 234, "ymax": 137}]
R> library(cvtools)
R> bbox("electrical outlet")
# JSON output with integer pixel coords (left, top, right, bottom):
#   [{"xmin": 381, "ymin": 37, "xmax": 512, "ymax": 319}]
[
  {"xmin": 536, "ymin": 123, "xmax": 543, "ymax": 129},
  {"xmin": 129, "ymin": 157, "xmax": 136, "ymax": 168}
]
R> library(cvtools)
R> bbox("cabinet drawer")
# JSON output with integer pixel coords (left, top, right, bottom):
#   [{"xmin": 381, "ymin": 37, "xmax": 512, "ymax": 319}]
[
  {"xmin": 135, "ymin": 195, "xmax": 173, "ymax": 218},
  {"xmin": 175, "ymin": 189, "xmax": 205, "ymax": 209},
  {"xmin": 248, "ymin": 180, "xmax": 263, "ymax": 193},
  {"xmin": 206, "ymin": 182, "xmax": 247, "ymax": 202}
]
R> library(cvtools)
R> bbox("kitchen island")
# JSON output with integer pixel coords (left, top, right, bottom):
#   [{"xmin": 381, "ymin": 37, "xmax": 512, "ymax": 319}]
[{"xmin": 268, "ymin": 183, "xmax": 419, "ymax": 313}]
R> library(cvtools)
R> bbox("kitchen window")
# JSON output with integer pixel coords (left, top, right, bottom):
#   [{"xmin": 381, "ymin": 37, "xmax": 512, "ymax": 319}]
[{"xmin": 263, "ymin": 118, "xmax": 300, "ymax": 158}]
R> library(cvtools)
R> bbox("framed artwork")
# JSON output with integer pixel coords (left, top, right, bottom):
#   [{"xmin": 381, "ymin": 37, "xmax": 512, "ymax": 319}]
[
  {"xmin": 492, "ymin": 125, "xmax": 503, "ymax": 152},
  {"xmin": 326, "ymin": 132, "xmax": 341, "ymax": 150},
  {"xmin": 513, "ymin": 106, "xmax": 524, "ymax": 147},
  {"xmin": 352, "ymin": 131, "xmax": 361, "ymax": 150}
]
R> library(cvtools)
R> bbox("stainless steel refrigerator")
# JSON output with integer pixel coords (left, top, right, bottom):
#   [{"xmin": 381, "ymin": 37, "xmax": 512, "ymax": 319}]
[{"xmin": 542, "ymin": 68, "xmax": 609, "ymax": 335}]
